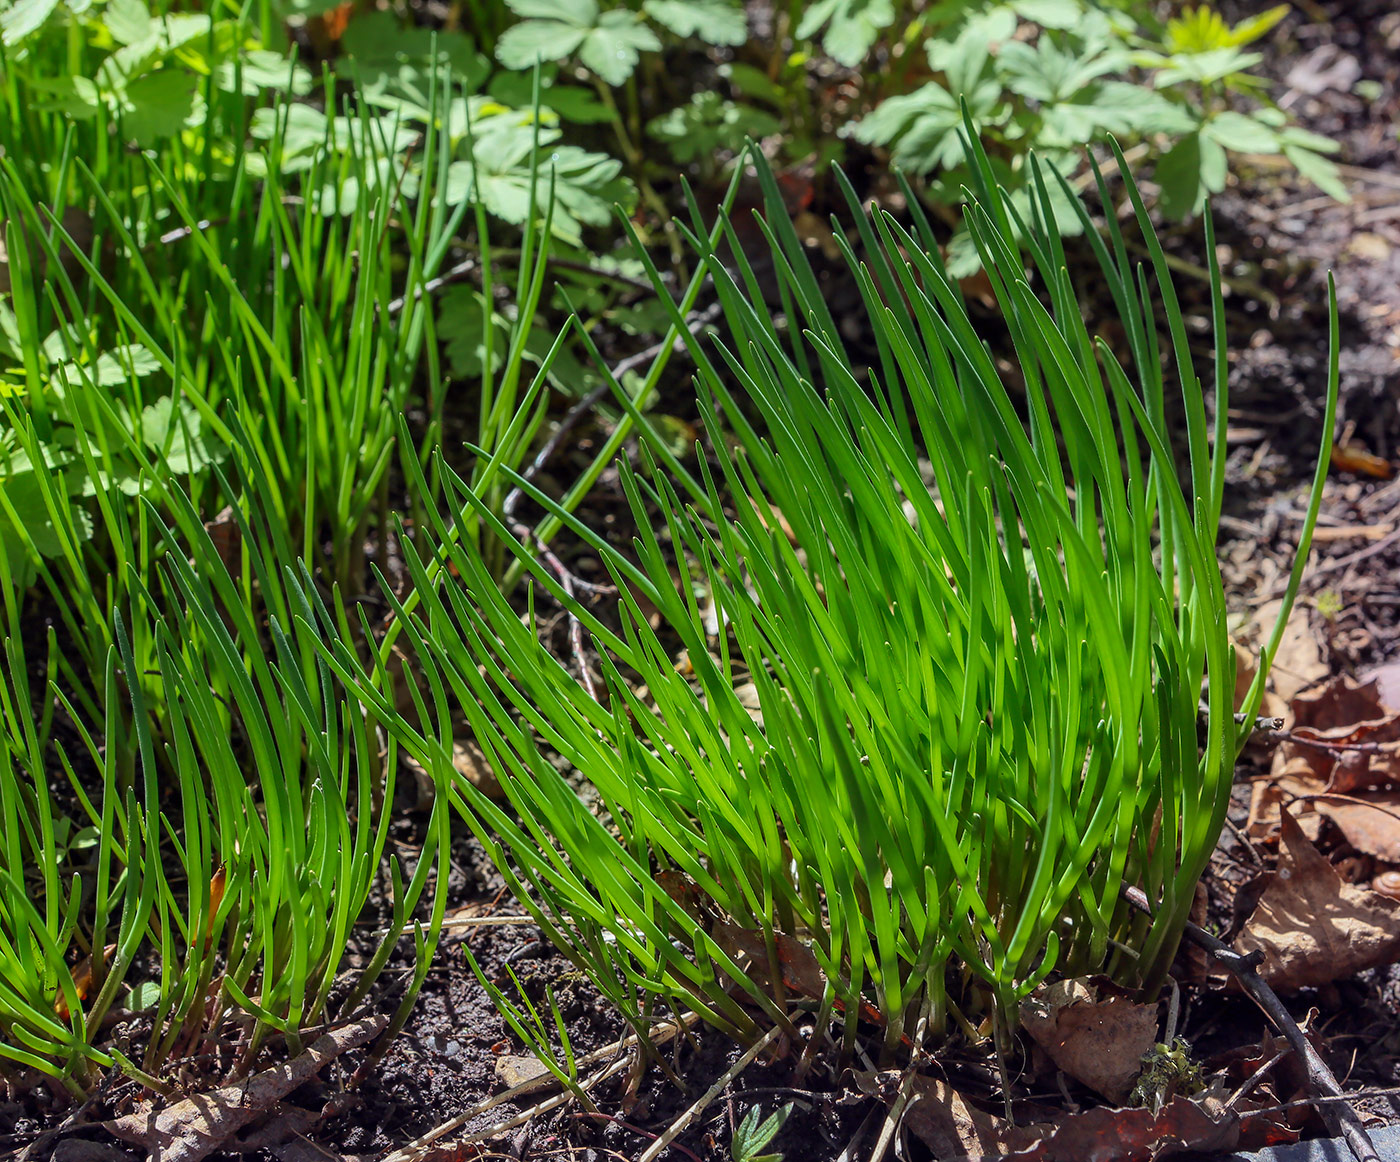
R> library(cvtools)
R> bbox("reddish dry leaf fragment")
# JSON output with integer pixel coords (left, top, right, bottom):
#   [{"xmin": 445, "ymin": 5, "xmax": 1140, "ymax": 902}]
[
  {"xmin": 1331, "ymin": 442, "xmax": 1396, "ymax": 480},
  {"xmin": 1236, "ymin": 811, "xmax": 1400, "ymax": 991},
  {"xmin": 54, "ymin": 943, "xmax": 118, "ymax": 1020},
  {"xmin": 1019, "ymin": 978, "xmax": 1159, "ymax": 1104},
  {"xmin": 1004, "ymin": 1095, "xmax": 1243, "ymax": 1162},
  {"xmin": 712, "ymin": 922, "xmax": 828, "ymax": 1002}
]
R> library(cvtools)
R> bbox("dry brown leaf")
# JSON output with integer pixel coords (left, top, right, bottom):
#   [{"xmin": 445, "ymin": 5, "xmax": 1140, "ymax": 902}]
[
  {"xmin": 1314, "ymin": 791, "xmax": 1400, "ymax": 861},
  {"xmin": 712, "ymin": 922, "xmax": 827, "ymax": 1002},
  {"xmin": 901, "ymin": 1079, "xmax": 1293, "ymax": 1162},
  {"xmin": 1245, "ymin": 774, "xmax": 1324, "ymax": 842},
  {"xmin": 1332, "ymin": 440, "xmax": 1395, "ymax": 479},
  {"xmin": 1005, "ymin": 1091, "xmax": 1297, "ymax": 1161},
  {"xmin": 53, "ymin": 944, "xmax": 117, "ymax": 1020},
  {"xmin": 1019, "ymin": 978, "xmax": 1159, "ymax": 1103},
  {"xmin": 900, "ymin": 1077, "xmax": 1042, "ymax": 1160},
  {"xmin": 1253, "ymin": 600, "xmax": 1328, "ymax": 704},
  {"xmin": 1236, "ymin": 811, "xmax": 1400, "ymax": 991},
  {"xmin": 1247, "ymin": 673, "xmax": 1400, "ymax": 839},
  {"xmin": 1365, "ymin": 662, "xmax": 1400, "ymax": 713}
]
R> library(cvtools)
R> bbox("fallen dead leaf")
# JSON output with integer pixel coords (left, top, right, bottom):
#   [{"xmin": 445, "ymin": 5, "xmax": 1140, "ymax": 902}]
[
  {"xmin": 899, "ymin": 1077, "xmax": 1042, "ymax": 1160},
  {"xmin": 900, "ymin": 1077, "xmax": 1294, "ymax": 1162},
  {"xmin": 1312, "ymin": 792, "xmax": 1400, "ymax": 861},
  {"xmin": 1345, "ymin": 232, "xmax": 1393, "ymax": 265},
  {"xmin": 1246, "ymin": 674, "xmax": 1400, "ymax": 842},
  {"xmin": 1236, "ymin": 811, "xmax": 1400, "ymax": 991},
  {"xmin": 1252, "ymin": 600, "xmax": 1328, "ymax": 705},
  {"xmin": 1019, "ymin": 978, "xmax": 1159, "ymax": 1104},
  {"xmin": 712, "ymin": 922, "xmax": 827, "ymax": 1002},
  {"xmin": 53, "ymin": 943, "xmax": 118, "ymax": 1020},
  {"xmin": 1366, "ymin": 662, "xmax": 1400, "ymax": 713},
  {"xmin": 103, "ymin": 1014, "xmax": 387, "ymax": 1162}
]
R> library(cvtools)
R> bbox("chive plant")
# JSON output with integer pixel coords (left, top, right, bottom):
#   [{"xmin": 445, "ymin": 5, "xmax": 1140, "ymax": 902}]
[
  {"xmin": 0, "ymin": 443, "xmax": 450, "ymax": 1082},
  {"xmin": 314, "ymin": 134, "xmax": 1339, "ymax": 1061},
  {"xmin": 0, "ymin": 627, "xmax": 153, "ymax": 1093}
]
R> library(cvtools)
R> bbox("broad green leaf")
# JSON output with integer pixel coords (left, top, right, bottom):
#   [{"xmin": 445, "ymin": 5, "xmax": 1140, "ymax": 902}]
[
  {"xmin": 1152, "ymin": 46, "xmax": 1262, "ymax": 88},
  {"xmin": 120, "ymin": 69, "xmax": 198, "ymax": 145},
  {"xmin": 338, "ymin": 10, "xmax": 490, "ymax": 100},
  {"xmin": 853, "ymin": 80, "xmax": 1002, "ymax": 173},
  {"xmin": 998, "ymin": 37, "xmax": 1128, "ymax": 104},
  {"xmin": 499, "ymin": 0, "xmax": 660, "ymax": 86},
  {"xmin": 0, "ymin": 0, "xmax": 60, "ymax": 45},
  {"xmin": 28, "ymin": 74, "xmax": 102, "ymax": 118},
  {"xmin": 644, "ymin": 0, "xmax": 745, "ymax": 45},
  {"xmin": 795, "ymin": 0, "xmax": 895, "ymax": 68},
  {"xmin": 104, "ymin": 0, "xmax": 151, "ymax": 45},
  {"xmin": 496, "ymin": 19, "xmax": 588, "ymax": 71},
  {"xmin": 0, "ymin": 471, "xmax": 93, "ymax": 566},
  {"xmin": 925, "ymin": 6, "xmax": 1015, "ymax": 95},
  {"xmin": 1283, "ymin": 145, "xmax": 1349, "ymax": 203},
  {"xmin": 1009, "ymin": 0, "xmax": 1081, "ymax": 30},
  {"xmin": 575, "ymin": 10, "xmax": 659, "ymax": 85},
  {"xmin": 1202, "ymin": 110, "xmax": 1277, "ymax": 153},
  {"xmin": 1154, "ymin": 131, "xmax": 1225, "ymax": 219},
  {"xmin": 1038, "ymin": 82, "xmax": 1194, "ymax": 144},
  {"xmin": 52, "ymin": 344, "xmax": 160, "ymax": 391},
  {"xmin": 723, "ymin": 62, "xmax": 784, "ymax": 106},
  {"xmin": 140, "ymin": 395, "xmax": 224, "ymax": 476},
  {"xmin": 216, "ymin": 49, "xmax": 313, "ymax": 95}
]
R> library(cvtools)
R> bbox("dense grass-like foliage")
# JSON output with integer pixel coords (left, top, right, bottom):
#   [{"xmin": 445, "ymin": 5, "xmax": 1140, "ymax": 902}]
[{"xmin": 312, "ymin": 132, "xmax": 1339, "ymax": 1061}]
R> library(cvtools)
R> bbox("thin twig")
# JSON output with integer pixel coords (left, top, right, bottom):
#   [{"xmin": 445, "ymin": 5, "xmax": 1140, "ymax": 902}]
[
  {"xmin": 1222, "ymin": 1045, "xmax": 1290, "ymax": 1113},
  {"xmin": 1311, "ymin": 527, "xmax": 1400, "ymax": 579},
  {"xmin": 572, "ymin": 1112, "xmax": 706, "ymax": 1162},
  {"xmin": 385, "ymin": 256, "xmax": 480, "ymax": 316},
  {"xmin": 499, "ymin": 300, "xmax": 724, "ymax": 525},
  {"xmin": 381, "ymin": 1014, "xmax": 699, "ymax": 1162},
  {"xmin": 1274, "ymin": 732, "xmax": 1398, "ymax": 756},
  {"xmin": 496, "ymin": 300, "xmax": 723, "ymax": 702},
  {"xmin": 867, "ymin": 1068, "xmax": 920, "ymax": 1162},
  {"xmin": 1122, "ymin": 885, "xmax": 1380, "ymax": 1162},
  {"xmin": 511, "ymin": 519, "xmax": 605, "ymax": 702},
  {"xmin": 636, "ymin": 1025, "xmax": 785, "ymax": 1162}
]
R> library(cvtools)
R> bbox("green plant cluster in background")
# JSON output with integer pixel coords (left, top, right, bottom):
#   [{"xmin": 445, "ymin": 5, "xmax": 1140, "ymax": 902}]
[{"xmin": 478, "ymin": 0, "xmax": 1344, "ymax": 272}]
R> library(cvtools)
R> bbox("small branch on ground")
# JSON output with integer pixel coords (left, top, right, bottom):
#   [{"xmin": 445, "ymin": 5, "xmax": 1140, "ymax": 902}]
[
  {"xmin": 1122, "ymin": 885, "xmax": 1381, "ymax": 1162},
  {"xmin": 510, "ymin": 519, "xmax": 607, "ymax": 702},
  {"xmin": 499, "ymin": 300, "xmax": 725, "ymax": 528},
  {"xmin": 499, "ymin": 301, "xmax": 724, "ymax": 701},
  {"xmin": 101, "ymin": 1012, "xmax": 389, "ymax": 1162},
  {"xmin": 380, "ymin": 1014, "xmax": 700, "ymax": 1162},
  {"xmin": 637, "ymin": 1024, "xmax": 785, "ymax": 1162}
]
